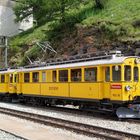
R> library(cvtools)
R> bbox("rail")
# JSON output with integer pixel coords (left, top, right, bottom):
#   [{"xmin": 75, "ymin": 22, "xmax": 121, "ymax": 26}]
[{"xmin": 0, "ymin": 107, "xmax": 139, "ymax": 140}]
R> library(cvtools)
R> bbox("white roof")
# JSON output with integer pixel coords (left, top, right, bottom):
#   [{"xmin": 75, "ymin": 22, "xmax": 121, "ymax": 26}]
[
  {"xmin": 0, "ymin": 56, "xmax": 137, "ymax": 74},
  {"xmin": 19, "ymin": 56, "xmax": 135, "ymax": 72},
  {"xmin": 0, "ymin": 69, "xmax": 18, "ymax": 74}
]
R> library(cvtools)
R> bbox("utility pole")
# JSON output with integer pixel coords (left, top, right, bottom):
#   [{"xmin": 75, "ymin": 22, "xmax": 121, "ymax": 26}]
[
  {"xmin": 0, "ymin": 36, "xmax": 8, "ymax": 68},
  {"xmin": 5, "ymin": 37, "xmax": 8, "ymax": 68}
]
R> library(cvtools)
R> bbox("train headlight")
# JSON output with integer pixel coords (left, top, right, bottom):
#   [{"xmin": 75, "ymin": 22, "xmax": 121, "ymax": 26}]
[{"xmin": 125, "ymin": 85, "xmax": 131, "ymax": 91}]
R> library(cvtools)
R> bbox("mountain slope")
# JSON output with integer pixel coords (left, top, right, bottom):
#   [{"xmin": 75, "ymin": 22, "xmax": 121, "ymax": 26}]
[{"xmin": 9, "ymin": 0, "xmax": 140, "ymax": 66}]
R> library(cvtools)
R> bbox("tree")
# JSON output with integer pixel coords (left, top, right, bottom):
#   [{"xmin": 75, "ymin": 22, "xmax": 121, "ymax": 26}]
[
  {"xmin": 13, "ymin": 0, "xmax": 48, "ymax": 25},
  {"xmin": 50, "ymin": 0, "xmax": 81, "ymax": 22},
  {"xmin": 13, "ymin": 0, "xmax": 83, "ymax": 25}
]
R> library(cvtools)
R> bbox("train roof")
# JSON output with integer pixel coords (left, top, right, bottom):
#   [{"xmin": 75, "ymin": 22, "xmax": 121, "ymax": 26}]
[
  {"xmin": 0, "ymin": 69, "xmax": 18, "ymax": 74},
  {"xmin": 0, "ymin": 55, "xmax": 138, "ymax": 74},
  {"xmin": 19, "ymin": 55, "xmax": 138, "ymax": 72}
]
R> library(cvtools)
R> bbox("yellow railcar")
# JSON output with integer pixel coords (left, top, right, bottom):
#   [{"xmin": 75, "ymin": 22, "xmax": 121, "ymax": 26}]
[{"xmin": 0, "ymin": 52, "xmax": 140, "ymax": 118}]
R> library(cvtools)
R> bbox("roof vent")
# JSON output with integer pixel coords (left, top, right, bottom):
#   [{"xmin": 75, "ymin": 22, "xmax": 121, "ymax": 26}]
[
  {"xmin": 108, "ymin": 50, "xmax": 122, "ymax": 57},
  {"xmin": 109, "ymin": 50, "xmax": 121, "ymax": 55}
]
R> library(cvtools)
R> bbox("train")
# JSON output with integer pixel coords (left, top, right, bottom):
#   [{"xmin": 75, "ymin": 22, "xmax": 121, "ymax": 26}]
[{"xmin": 0, "ymin": 51, "xmax": 140, "ymax": 118}]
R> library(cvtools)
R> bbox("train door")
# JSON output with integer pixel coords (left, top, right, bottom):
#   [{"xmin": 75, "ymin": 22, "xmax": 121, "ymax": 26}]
[
  {"xmin": 103, "ymin": 66, "xmax": 111, "ymax": 99},
  {"xmin": 8, "ymin": 72, "xmax": 17, "ymax": 94},
  {"xmin": 16, "ymin": 73, "xmax": 22, "ymax": 94},
  {"xmin": 125, "ymin": 65, "xmax": 139, "ymax": 100}
]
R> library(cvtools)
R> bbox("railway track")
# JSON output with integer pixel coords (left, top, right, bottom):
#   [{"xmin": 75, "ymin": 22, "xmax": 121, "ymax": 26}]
[
  {"xmin": 126, "ymin": 119, "xmax": 140, "ymax": 124},
  {"xmin": 0, "ymin": 107, "xmax": 139, "ymax": 140},
  {"xmin": 1, "ymin": 101, "xmax": 117, "ymax": 121}
]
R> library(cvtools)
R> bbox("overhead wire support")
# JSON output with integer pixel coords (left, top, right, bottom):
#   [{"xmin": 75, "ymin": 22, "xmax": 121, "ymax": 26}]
[
  {"xmin": 36, "ymin": 41, "xmax": 57, "ymax": 54},
  {"xmin": 25, "ymin": 41, "xmax": 57, "ymax": 66}
]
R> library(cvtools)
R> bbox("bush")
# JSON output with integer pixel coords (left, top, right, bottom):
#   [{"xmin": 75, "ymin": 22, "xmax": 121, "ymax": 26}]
[{"xmin": 98, "ymin": 21, "xmax": 128, "ymax": 39}]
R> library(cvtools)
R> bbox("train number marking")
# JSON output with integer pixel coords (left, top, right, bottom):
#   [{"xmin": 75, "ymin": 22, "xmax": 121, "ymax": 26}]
[
  {"xmin": 112, "ymin": 94, "xmax": 120, "ymax": 97},
  {"xmin": 49, "ymin": 87, "xmax": 59, "ymax": 90}
]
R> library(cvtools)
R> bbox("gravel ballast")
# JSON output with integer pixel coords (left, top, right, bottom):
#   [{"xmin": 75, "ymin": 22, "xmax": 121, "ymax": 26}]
[
  {"xmin": 0, "ymin": 130, "xmax": 24, "ymax": 140},
  {"xmin": 0, "ymin": 102, "xmax": 140, "ymax": 136}
]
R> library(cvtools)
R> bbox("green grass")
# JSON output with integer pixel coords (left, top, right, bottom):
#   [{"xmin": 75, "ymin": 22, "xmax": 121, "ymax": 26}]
[
  {"xmin": 82, "ymin": 0, "xmax": 140, "ymax": 24},
  {"xmin": 81, "ymin": 0, "xmax": 140, "ymax": 39}
]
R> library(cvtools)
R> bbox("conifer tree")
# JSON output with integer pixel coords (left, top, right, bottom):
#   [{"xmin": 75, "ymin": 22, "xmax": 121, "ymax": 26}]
[{"xmin": 13, "ymin": 0, "xmax": 82, "ymax": 25}]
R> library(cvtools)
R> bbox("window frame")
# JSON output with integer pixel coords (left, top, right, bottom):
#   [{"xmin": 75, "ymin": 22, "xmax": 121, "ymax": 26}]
[
  {"xmin": 59, "ymin": 69, "xmax": 68, "ymax": 82},
  {"xmin": 84, "ymin": 67, "xmax": 97, "ymax": 82},
  {"xmin": 1, "ymin": 74, "xmax": 5, "ymax": 83},
  {"xmin": 24, "ymin": 73, "xmax": 30, "ymax": 83},
  {"xmin": 134, "ymin": 66, "xmax": 139, "ymax": 82},
  {"xmin": 32, "ymin": 72, "xmax": 39, "ymax": 83},
  {"xmin": 52, "ymin": 70, "xmax": 57, "ymax": 82},
  {"xmin": 124, "ymin": 65, "xmax": 131, "ymax": 81},
  {"xmin": 105, "ymin": 66, "xmax": 110, "ymax": 82},
  {"xmin": 14, "ymin": 74, "xmax": 19, "ymax": 83},
  {"xmin": 9, "ymin": 74, "xmax": 13, "ymax": 83},
  {"xmin": 112, "ymin": 65, "xmax": 121, "ymax": 82},
  {"xmin": 42, "ymin": 71, "xmax": 46, "ymax": 82},
  {"xmin": 71, "ymin": 68, "xmax": 82, "ymax": 82}
]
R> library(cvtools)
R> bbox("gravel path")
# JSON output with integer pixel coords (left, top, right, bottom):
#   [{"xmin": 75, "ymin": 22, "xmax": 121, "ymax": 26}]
[
  {"xmin": 0, "ymin": 102, "xmax": 140, "ymax": 136},
  {"xmin": 0, "ymin": 130, "xmax": 24, "ymax": 140}
]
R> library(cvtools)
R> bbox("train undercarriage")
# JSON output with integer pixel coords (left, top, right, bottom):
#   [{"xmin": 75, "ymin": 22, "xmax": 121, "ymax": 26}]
[{"xmin": 0, "ymin": 93, "xmax": 140, "ymax": 119}]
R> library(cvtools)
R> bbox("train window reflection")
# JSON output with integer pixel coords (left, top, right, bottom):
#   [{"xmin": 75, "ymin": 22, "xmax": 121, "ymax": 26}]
[
  {"xmin": 24, "ymin": 73, "xmax": 30, "ymax": 83},
  {"xmin": 1, "ymin": 75, "xmax": 5, "ymax": 83},
  {"xmin": 59, "ymin": 70, "xmax": 68, "ymax": 82},
  {"xmin": 134, "ymin": 67, "xmax": 139, "ymax": 81},
  {"xmin": 71, "ymin": 69, "xmax": 81, "ymax": 82},
  {"xmin": 105, "ymin": 67, "xmax": 110, "ymax": 82},
  {"xmin": 42, "ymin": 72, "xmax": 46, "ymax": 82},
  {"xmin": 52, "ymin": 71, "xmax": 57, "ymax": 82},
  {"xmin": 15, "ymin": 74, "xmax": 19, "ymax": 83},
  {"xmin": 10, "ymin": 74, "xmax": 13, "ymax": 83},
  {"xmin": 85, "ymin": 68, "xmax": 97, "ymax": 82},
  {"xmin": 124, "ymin": 66, "xmax": 131, "ymax": 81},
  {"xmin": 112, "ymin": 66, "xmax": 121, "ymax": 81},
  {"xmin": 33, "ymin": 72, "xmax": 39, "ymax": 83}
]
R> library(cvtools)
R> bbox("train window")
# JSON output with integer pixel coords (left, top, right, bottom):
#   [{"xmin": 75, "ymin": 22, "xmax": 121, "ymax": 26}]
[
  {"xmin": 105, "ymin": 67, "xmax": 110, "ymax": 82},
  {"xmin": 112, "ymin": 66, "xmax": 121, "ymax": 81},
  {"xmin": 42, "ymin": 72, "xmax": 46, "ymax": 82},
  {"xmin": 134, "ymin": 67, "xmax": 139, "ymax": 81},
  {"xmin": 124, "ymin": 66, "xmax": 131, "ymax": 81},
  {"xmin": 85, "ymin": 68, "xmax": 97, "ymax": 81},
  {"xmin": 14, "ymin": 74, "xmax": 19, "ymax": 83},
  {"xmin": 1, "ymin": 75, "xmax": 5, "ymax": 83},
  {"xmin": 24, "ymin": 73, "xmax": 30, "ymax": 83},
  {"xmin": 52, "ymin": 71, "xmax": 57, "ymax": 82},
  {"xmin": 33, "ymin": 72, "xmax": 39, "ymax": 83},
  {"xmin": 10, "ymin": 74, "xmax": 13, "ymax": 83},
  {"xmin": 71, "ymin": 69, "xmax": 81, "ymax": 82},
  {"xmin": 59, "ymin": 70, "xmax": 68, "ymax": 82}
]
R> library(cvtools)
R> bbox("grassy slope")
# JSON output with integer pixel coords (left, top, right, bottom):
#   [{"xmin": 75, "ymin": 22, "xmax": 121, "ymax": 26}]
[
  {"xmin": 82, "ymin": 0, "xmax": 140, "ymax": 40},
  {"xmin": 9, "ymin": 0, "xmax": 140, "ymax": 65}
]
